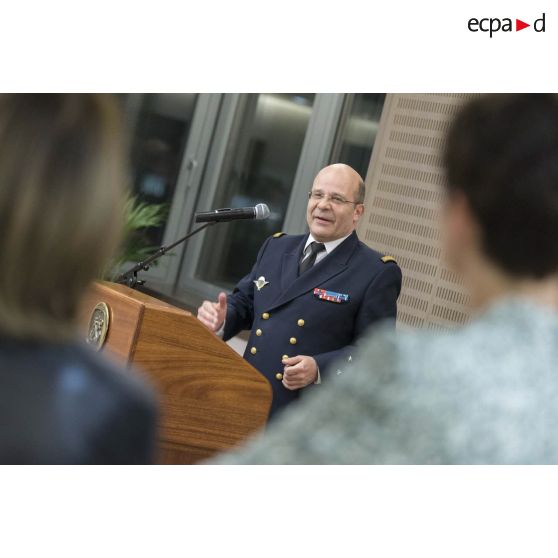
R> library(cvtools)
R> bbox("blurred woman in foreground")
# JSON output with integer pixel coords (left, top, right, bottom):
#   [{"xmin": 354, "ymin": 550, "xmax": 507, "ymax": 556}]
[
  {"xmin": 0, "ymin": 94, "xmax": 156, "ymax": 464},
  {"xmin": 216, "ymin": 94, "xmax": 558, "ymax": 464}
]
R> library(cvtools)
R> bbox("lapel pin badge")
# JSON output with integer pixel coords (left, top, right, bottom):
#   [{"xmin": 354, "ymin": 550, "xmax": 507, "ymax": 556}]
[{"xmin": 254, "ymin": 276, "xmax": 269, "ymax": 291}]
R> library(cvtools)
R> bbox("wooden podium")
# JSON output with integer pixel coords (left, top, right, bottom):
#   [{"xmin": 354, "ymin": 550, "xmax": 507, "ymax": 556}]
[{"xmin": 80, "ymin": 281, "xmax": 272, "ymax": 464}]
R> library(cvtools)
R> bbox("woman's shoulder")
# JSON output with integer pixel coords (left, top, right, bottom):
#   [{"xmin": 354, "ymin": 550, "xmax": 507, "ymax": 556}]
[
  {"xmin": 0, "ymin": 337, "xmax": 155, "ymax": 409},
  {"xmin": 354, "ymin": 298, "xmax": 558, "ymax": 394},
  {"xmin": 69, "ymin": 342, "xmax": 156, "ymax": 407}
]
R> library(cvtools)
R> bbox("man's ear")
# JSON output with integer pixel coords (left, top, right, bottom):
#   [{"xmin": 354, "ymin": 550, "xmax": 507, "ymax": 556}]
[
  {"xmin": 451, "ymin": 191, "xmax": 478, "ymax": 240},
  {"xmin": 443, "ymin": 190, "xmax": 480, "ymax": 272},
  {"xmin": 354, "ymin": 203, "xmax": 364, "ymax": 223}
]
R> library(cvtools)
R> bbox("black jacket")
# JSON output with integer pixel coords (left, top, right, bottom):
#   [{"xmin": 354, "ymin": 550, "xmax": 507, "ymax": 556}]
[{"xmin": 0, "ymin": 337, "xmax": 157, "ymax": 464}]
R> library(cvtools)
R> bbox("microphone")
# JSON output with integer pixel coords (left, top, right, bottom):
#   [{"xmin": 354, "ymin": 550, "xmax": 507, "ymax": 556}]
[{"xmin": 195, "ymin": 203, "xmax": 270, "ymax": 223}]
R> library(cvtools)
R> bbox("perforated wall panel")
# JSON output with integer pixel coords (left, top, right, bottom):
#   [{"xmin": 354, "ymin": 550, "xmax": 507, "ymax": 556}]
[{"xmin": 357, "ymin": 94, "xmax": 476, "ymax": 329}]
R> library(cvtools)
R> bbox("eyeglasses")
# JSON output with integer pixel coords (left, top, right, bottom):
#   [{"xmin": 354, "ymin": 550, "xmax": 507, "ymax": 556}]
[{"xmin": 308, "ymin": 191, "xmax": 361, "ymax": 206}]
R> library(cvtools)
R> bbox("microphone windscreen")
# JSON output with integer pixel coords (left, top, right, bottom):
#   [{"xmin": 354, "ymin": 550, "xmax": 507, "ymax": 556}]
[{"xmin": 255, "ymin": 203, "xmax": 270, "ymax": 220}]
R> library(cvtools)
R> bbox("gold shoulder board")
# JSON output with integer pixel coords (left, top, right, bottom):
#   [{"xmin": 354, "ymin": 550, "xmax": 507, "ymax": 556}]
[
  {"xmin": 273, "ymin": 232, "xmax": 286, "ymax": 238},
  {"xmin": 381, "ymin": 255, "xmax": 397, "ymax": 264}
]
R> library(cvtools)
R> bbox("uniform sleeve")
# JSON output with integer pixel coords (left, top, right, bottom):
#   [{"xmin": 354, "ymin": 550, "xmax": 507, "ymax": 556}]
[
  {"xmin": 223, "ymin": 236, "xmax": 274, "ymax": 342},
  {"xmin": 313, "ymin": 262, "xmax": 402, "ymax": 377}
]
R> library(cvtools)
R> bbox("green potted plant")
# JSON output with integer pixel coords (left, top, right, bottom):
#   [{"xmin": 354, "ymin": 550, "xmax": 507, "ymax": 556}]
[{"xmin": 105, "ymin": 195, "xmax": 169, "ymax": 281}]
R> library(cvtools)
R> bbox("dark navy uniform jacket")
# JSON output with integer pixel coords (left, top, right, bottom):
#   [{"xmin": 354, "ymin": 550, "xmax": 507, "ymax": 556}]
[{"xmin": 223, "ymin": 231, "xmax": 402, "ymax": 417}]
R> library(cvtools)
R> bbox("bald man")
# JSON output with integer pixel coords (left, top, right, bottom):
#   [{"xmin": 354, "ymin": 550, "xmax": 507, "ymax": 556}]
[{"xmin": 198, "ymin": 164, "xmax": 402, "ymax": 418}]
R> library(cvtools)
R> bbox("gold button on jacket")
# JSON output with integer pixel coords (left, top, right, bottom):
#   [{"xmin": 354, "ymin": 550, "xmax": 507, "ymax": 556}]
[
  {"xmin": 297, "ymin": 319, "xmax": 305, "ymax": 327},
  {"xmin": 250, "ymin": 347, "xmax": 257, "ymax": 354},
  {"xmin": 289, "ymin": 337, "xmax": 297, "ymax": 345},
  {"xmin": 256, "ymin": 329, "xmax": 262, "ymax": 336},
  {"xmin": 275, "ymin": 373, "xmax": 283, "ymax": 381},
  {"xmin": 262, "ymin": 312, "xmax": 270, "ymax": 320}
]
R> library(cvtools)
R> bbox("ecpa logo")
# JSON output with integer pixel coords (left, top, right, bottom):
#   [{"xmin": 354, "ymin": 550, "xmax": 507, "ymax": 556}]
[{"xmin": 468, "ymin": 13, "xmax": 546, "ymax": 37}]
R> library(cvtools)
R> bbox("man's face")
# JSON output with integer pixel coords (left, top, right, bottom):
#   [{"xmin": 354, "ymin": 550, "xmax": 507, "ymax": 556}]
[{"xmin": 306, "ymin": 167, "xmax": 364, "ymax": 243}]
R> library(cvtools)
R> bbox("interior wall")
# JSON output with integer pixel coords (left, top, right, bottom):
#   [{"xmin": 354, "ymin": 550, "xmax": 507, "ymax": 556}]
[{"xmin": 357, "ymin": 94, "xmax": 477, "ymax": 330}]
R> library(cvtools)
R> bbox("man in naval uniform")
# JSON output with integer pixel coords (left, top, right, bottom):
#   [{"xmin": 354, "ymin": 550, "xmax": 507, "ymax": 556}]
[{"xmin": 197, "ymin": 163, "xmax": 402, "ymax": 418}]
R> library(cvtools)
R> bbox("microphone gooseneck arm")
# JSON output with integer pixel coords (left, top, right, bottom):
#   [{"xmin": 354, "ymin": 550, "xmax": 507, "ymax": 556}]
[{"xmin": 115, "ymin": 222, "xmax": 215, "ymax": 289}]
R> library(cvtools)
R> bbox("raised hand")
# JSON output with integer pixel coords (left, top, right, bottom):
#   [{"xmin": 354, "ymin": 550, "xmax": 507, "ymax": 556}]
[{"xmin": 197, "ymin": 292, "xmax": 227, "ymax": 333}]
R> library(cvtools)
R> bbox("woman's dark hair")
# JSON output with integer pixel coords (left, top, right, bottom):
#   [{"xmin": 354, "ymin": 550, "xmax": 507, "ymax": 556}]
[{"xmin": 444, "ymin": 94, "xmax": 558, "ymax": 278}]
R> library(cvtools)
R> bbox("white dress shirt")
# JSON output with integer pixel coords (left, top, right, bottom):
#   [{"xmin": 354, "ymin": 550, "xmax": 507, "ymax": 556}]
[{"xmin": 301, "ymin": 233, "xmax": 352, "ymax": 266}]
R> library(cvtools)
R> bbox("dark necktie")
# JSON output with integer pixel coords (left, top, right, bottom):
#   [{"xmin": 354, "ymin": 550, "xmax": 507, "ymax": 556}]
[{"xmin": 299, "ymin": 242, "xmax": 326, "ymax": 275}]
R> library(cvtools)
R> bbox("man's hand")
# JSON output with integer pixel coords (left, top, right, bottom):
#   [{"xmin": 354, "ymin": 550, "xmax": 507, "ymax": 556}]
[
  {"xmin": 197, "ymin": 292, "xmax": 227, "ymax": 333},
  {"xmin": 282, "ymin": 355, "xmax": 318, "ymax": 390}
]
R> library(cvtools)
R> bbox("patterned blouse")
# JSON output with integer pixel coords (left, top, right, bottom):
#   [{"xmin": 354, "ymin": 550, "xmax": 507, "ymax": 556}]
[{"xmin": 214, "ymin": 298, "xmax": 558, "ymax": 464}]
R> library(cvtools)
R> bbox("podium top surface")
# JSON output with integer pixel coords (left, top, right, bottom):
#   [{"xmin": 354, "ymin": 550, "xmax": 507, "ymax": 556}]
[{"xmin": 96, "ymin": 281, "xmax": 191, "ymax": 316}]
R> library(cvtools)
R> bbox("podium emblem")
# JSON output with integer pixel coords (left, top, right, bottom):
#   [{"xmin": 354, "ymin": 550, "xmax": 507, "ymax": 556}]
[{"xmin": 86, "ymin": 302, "xmax": 110, "ymax": 351}]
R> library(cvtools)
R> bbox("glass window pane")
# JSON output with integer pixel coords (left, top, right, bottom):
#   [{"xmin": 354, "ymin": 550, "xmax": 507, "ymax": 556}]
[
  {"xmin": 195, "ymin": 93, "xmax": 315, "ymax": 289},
  {"xmin": 335, "ymin": 93, "xmax": 385, "ymax": 178},
  {"xmin": 128, "ymin": 94, "xmax": 198, "ymax": 246}
]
